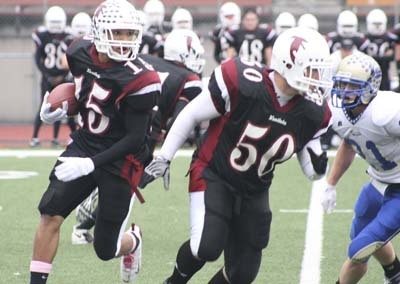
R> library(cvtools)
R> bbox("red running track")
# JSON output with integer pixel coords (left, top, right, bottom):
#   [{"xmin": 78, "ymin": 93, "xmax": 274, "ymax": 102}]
[{"xmin": 0, "ymin": 123, "xmax": 71, "ymax": 148}]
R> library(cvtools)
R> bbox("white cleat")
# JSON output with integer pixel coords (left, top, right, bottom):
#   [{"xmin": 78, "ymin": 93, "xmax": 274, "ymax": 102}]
[
  {"xmin": 121, "ymin": 224, "xmax": 142, "ymax": 283},
  {"xmin": 71, "ymin": 225, "xmax": 94, "ymax": 245}
]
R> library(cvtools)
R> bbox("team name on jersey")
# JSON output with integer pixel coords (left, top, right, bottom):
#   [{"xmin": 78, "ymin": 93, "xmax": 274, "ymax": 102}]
[
  {"xmin": 86, "ymin": 68, "xmax": 100, "ymax": 78},
  {"xmin": 268, "ymin": 114, "xmax": 287, "ymax": 126}
]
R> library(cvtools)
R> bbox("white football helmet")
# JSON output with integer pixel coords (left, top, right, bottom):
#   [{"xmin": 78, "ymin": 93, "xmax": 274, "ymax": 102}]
[
  {"xmin": 337, "ymin": 10, "xmax": 358, "ymax": 37},
  {"xmin": 143, "ymin": 0, "xmax": 165, "ymax": 27},
  {"xmin": 136, "ymin": 10, "xmax": 149, "ymax": 31},
  {"xmin": 171, "ymin": 8, "xmax": 193, "ymax": 30},
  {"xmin": 270, "ymin": 27, "xmax": 333, "ymax": 97},
  {"xmin": 219, "ymin": 2, "xmax": 241, "ymax": 28},
  {"xmin": 92, "ymin": 0, "xmax": 142, "ymax": 61},
  {"xmin": 297, "ymin": 13, "xmax": 319, "ymax": 31},
  {"xmin": 71, "ymin": 12, "xmax": 92, "ymax": 37},
  {"xmin": 367, "ymin": 9, "xmax": 387, "ymax": 36},
  {"xmin": 275, "ymin": 12, "xmax": 296, "ymax": 35},
  {"xmin": 331, "ymin": 53, "xmax": 381, "ymax": 110},
  {"xmin": 45, "ymin": 6, "xmax": 67, "ymax": 33},
  {"xmin": 164, "ymin": 29, "xmax": 205, "ymax": 74}
]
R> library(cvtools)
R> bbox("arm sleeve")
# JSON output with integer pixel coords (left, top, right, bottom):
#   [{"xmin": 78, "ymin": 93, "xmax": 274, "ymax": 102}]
[
  {"xmin": 91, "ymin": 107, "xmax": 153, "ymax": 167},
  {"xmin": 159, "ymin": 90, "xmax": 221, "ymax": 160},
  {"xmin": 91, "ymin": 93, "xmax": 157, "ymax": 167},
  {"xmin": 166, "ymin": 99, "xmax": 188, "ymax": 131}
]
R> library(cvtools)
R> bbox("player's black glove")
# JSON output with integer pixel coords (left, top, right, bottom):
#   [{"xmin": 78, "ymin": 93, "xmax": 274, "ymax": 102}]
[
  {"xmin": 307, "ymin": 147, "xmax": 328, "ymax": 175},
  {"xmin": 138, "ymin": 156, "xmax": 170, "ymax": 190}
]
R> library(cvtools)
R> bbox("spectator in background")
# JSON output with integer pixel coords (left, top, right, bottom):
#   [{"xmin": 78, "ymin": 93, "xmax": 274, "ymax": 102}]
[
  {"xmin": 210, "ymin": 1, "xmax": 241, "ymax": 63},
  {"xmin": 225, "ymin": 8, "xmax": 277, "ymax": 66},
  {"xmin": 30, "ymin": 6, "xmax": 76, "ymax": 147}
]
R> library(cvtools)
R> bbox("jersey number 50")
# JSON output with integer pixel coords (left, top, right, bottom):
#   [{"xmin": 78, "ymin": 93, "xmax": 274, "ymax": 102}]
[{"xmin": 230, "ymin": 122, "xmax": 295, "ymax": 176}]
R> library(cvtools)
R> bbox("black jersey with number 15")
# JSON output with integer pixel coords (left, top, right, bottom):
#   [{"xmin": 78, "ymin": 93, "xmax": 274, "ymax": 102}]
[{"xmin": 66, "ymin": 39, "xmax": 160, "ymax": 157}]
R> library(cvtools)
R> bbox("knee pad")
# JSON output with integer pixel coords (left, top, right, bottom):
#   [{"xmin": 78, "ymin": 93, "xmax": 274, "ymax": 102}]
[
  {"xmin": 242, "ymin": 211, "xmax": 272, "ymax": 250},
  {"xmin": 226, "ymin": 249, "xmax": 261, "ymax": 284},
  {"xmin": 93, "ymin": 239, "xmax": 116, "ymax": 261},
  {"xmin": 348, "ymin": 236, "xmax": 384, "ymax": 263},
  {"xmin": 194, "ymin": 210, "xmax": 229, "ymax": 261},
  {"xmin": 196, "ymin": 240, "xmax": 224, "ymax": 262}
]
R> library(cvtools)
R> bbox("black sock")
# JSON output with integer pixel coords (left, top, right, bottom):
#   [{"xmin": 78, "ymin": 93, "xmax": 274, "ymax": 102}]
[
  {"xmin": 30, "ymin": 271, "xmax": 49, "ymax": 284},
  {"xmin": 383, "ymin": 256, "xmax": 400, "ymax": 279},
  {"xmin": 209, "ymin": 268, "xmax": 229, "ymax": 284},
  {"xmin": 336, "ymin": 280, "xmax": 340, "ymax": 284},
  {"xmin": 168, "ymin": 240, "xmax": 205, "ymax": 284}
]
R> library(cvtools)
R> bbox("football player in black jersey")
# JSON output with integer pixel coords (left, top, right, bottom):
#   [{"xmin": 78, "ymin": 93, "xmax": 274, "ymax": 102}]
[
  {"xmin": 137, "ymin": 9, "xmax": 163, "ymax": 56},
  {"xmin": 143, "ymin": 29, "xmax": 205, "ymax": 152},
  {"xmin": 140, "ymin": 27, "xmax": 332, "ymax": 284},
  {"xmin": 274, "ymin": 11, "xmax": 296, "ymax": 35},
  {"xmin": 143, "ymin": 0, "xmax": 172, "ymax": 58},
  {"xmin": 225, "ymin": 8, "xmax": 277, "ymax": 66},
  {"xmin": 365, "ymin": 9, "xmax": 399, "ymax": 91},
  {"xmin": 70, "ymin": 28, "xmax": 205, "ymax": 247},
  {"xmin": 30, "ymin": 6, "xmax": 76, "ymax": 147},
  {"xmin": 28, "ymin": 1, "xmax": 160, "ymax": 284},
  {"xmin": 210, "ymin": 1, "xmax": 241, "ymax": 63},
  {"xmin": 325, "ymin": 10, "xmax": 369, "ymax": 54}
]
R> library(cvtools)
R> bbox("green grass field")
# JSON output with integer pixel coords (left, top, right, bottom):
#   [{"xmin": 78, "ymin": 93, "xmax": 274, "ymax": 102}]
[{"xmin": 0, "ymin": 151, "xmax": 398, "ymax": 284}]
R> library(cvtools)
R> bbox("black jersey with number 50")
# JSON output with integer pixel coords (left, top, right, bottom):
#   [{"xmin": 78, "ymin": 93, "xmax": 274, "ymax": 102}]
[
  {"xmin": 66, "ymin": 39, "xmax": 160, "ymax": 157},
  {"xmin": 192, "ymin": 58, "xmax": 331, "ymax": 195}
]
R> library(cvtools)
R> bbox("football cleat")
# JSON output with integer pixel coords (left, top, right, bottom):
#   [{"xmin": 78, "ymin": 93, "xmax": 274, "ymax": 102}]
[
  {"xmin": 29, "ymin": 138, "xmax": 40, "ymax": 147},
  {"xmin": 121, "ymin": 224, "xmax": 142, "ymax": 283},
  {"xmin": 71, "ymin": 225, "xmax": 94, "ymax": 245}
]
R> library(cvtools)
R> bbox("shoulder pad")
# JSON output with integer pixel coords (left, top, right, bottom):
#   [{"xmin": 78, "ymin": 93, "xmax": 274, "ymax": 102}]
[{"xmin": 371, "ymin": 91, "xmax": 400, "ymax": 126}]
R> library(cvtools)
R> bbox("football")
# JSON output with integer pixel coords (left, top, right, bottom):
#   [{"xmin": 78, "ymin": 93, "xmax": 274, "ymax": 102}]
[{"xmin": 48, "ymin": 82, "xmax": 79, "ymax": 116}]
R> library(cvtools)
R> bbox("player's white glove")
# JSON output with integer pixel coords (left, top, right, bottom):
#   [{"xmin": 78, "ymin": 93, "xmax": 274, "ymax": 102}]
[
  {"xmin": 321, "ymin": 184, "xmax": 337, "ymax": 214},
  {"xmin": 139, "ymin": 156, "xmax": 170, "ymax": 190},
  {"xmin": 40, "ymin": 92, "xmax": 68, "ymax": 124},
  {"xmin": 55, "ymin": 157, "xmax": 95, "ymax": 182}
]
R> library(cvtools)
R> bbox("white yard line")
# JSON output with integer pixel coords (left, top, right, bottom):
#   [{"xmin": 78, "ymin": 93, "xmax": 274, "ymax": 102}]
[{"xmin": 299, "ymin": 178, "xmax": 326, "ymax": 284}]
